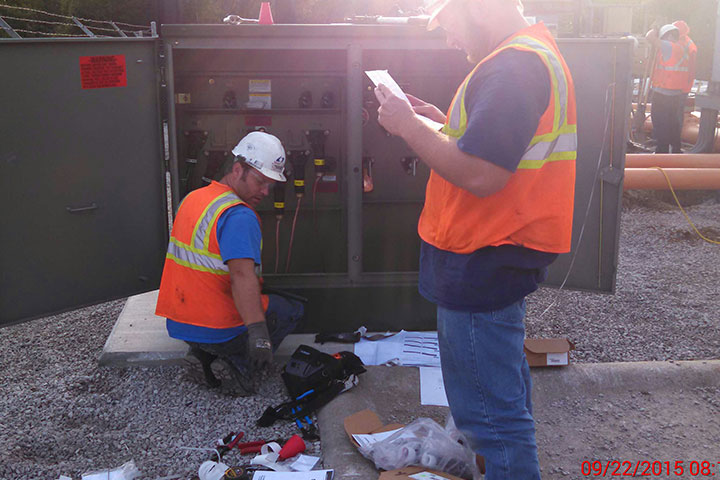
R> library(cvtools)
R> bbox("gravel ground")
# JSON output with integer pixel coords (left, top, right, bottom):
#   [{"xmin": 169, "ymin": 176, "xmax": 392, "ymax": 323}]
[
  {"xmin": 0, "ymin": 191, "xmax": 718, "ymax": 480},
  {"xmin": 527, "ymin": 190, "xmax": 720, "ymax": 363}
]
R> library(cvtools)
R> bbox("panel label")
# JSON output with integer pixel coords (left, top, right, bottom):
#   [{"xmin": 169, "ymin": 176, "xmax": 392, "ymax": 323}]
[{"xmin": 79, "ymin": 55, "xmax": 127, "ymax": 89}]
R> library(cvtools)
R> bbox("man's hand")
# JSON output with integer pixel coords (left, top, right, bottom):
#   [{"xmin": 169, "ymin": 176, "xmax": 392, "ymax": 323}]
[
  {"xmin": 247, "ymin": 321, "xmax": 273, "ymax": 369},
  {"xmin": 374, "ymin": 83, "xmax": 418, "ymax": 137},
  {"xmin": 407, "ymin": 94, "xmax": 447, "ymax": 124}
]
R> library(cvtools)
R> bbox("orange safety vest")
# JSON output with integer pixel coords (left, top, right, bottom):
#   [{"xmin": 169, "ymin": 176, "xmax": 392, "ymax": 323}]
[
  {"xmin": 418, "ymin": 22, "xmax": 577, "ymax": 255},
  {"xmin": 678, "ymin": 36, "xmax": 697, "ymax": 93},
  {"xmin": 155, "ymin": 181, "xmax": 269, "ymax": 329},
  {"xmin": 652, "ymin": 39, "xmax": 692, "ymax": 92}
]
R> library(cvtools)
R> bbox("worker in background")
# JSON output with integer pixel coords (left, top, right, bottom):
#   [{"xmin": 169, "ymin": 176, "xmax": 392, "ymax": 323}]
[
  {"xmin": 155, "ymin": 132, "xmax": 303, "ymax": 396},
  {"xmin": 374, "ymin": 0, "xmax": 576, "ymax": 478},
  {"xmin": 646, "ymin": 22, "xmax": 697, "ymax": 153}
]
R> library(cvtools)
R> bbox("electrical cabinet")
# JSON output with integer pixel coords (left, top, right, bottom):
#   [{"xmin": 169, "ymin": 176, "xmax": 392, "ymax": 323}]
[{"xmin": 1, "ymin": 25, "xmax": 633, "ymax": 330}]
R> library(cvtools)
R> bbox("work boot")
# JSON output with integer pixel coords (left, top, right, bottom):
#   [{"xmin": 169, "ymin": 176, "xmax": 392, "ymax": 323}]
[
  {"xmin": 186, "ymin": 346, "xmax": 221, "ymax": 388},
  {"xmin": 215, "ymin": 356, "xmax": 256, "ymax": 397}
]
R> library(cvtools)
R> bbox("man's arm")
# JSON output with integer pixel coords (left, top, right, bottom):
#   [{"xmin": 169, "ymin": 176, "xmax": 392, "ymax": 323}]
[
  {"xmin": 375, "ymin": 84, "xmax": 511, "ymax": 197},
  {"xmin": 227, "ymin": 258, "xmax": 265, "ymax": 325},
  {"xmin": 228, "ymin": 257, "xmax": 273, "ymax": 367},
  {"xmin": 645, "ymin": 28, "xmax": 661, "ymax": 49}
]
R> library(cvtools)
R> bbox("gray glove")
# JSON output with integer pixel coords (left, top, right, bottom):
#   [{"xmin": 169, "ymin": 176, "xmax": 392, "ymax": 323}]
[{"xmin": 247, "ymin": 321, "xmax": 273, "ymax": 369}]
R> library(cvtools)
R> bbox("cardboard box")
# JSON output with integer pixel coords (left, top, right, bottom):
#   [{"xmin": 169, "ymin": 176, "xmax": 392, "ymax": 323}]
[
  {"xmin": 344, "ymin": 409, "xmax": 465, "ymax": 480},
  {"xmin": 524, "ymin": 338, "xmax": 574, "ymax": 367}
]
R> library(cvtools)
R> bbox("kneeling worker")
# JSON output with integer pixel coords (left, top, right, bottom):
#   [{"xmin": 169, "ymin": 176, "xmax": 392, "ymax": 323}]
[{"xmin": 156, "ymin": 131, "xmax": 303, "ymax": 395}]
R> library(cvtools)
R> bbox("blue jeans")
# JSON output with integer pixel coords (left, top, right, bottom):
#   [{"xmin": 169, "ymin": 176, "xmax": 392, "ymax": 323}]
[
  {"xmin": 437, "ymin": 299, "xmax": 540, "ymax": 480},
  {"xmin": 187, "ymin": 294, "xmax": 304, "ymax": 368}
]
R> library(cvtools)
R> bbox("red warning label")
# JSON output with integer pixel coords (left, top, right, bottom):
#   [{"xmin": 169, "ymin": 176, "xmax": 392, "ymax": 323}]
[{"xmin": 79, "ymin": 55, "xmax": 127, "ymax": 89}]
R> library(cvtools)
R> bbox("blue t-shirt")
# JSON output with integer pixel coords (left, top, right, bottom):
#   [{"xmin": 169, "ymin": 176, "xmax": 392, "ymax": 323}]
[
  {"xmin": 419, "ymin": 48, "xmax": 559, "ymax": 312},
  {"xmin": 166, "ymin": 204, "xmax": 261, "ymax": 343}
]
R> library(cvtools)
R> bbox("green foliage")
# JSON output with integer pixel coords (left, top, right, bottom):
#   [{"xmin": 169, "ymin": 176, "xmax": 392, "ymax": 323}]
[{"xmin": 0, "ymin": 0, "xmax": 152, "ymax": 37}]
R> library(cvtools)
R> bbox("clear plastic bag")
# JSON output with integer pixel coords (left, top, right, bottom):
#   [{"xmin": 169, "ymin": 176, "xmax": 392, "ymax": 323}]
[{"xmin": 358, "ymin": 418, "xmax": 478, "ymax": 479}]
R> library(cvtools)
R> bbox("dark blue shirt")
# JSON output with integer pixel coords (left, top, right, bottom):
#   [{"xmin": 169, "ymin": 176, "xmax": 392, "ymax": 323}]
[
  {"xmin": 419, "ymin": 48, "xmax": 558, "ymax": 312},
  {"xmin": 166, "ymin": 204, "xmax": 260, "ymax": 343}
]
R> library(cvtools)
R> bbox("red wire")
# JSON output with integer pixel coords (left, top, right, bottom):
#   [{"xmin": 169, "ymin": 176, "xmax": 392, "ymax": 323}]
[{"xmin": 285, "ymin": 196, "xmax": 303, "ymax": 273}]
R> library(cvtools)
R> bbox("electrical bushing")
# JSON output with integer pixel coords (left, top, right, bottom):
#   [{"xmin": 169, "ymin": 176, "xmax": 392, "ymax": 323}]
[
  {"xmin": 298, "ymin": 90, "xmax": 313, "ymax": 109},
  {"xmin": 289, "ymin": 150, "xmax": 310, "ymax": 196},
  {"xmin": 274, "ymin": 182, "xmax": 286, "ymax": 218},
  {"xmin": 306, "ymin": 129, "xmax": 330, "ymax": 173}
]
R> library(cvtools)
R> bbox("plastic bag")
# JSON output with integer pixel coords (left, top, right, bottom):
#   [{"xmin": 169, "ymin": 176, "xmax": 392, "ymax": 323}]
[
  {"xmin": 357, "ymin": 418, "xmax": 478, "ymax": 479},
  {"xmin": 81, "ymin": 460, "xmax": 140, "ymax": 480},
  {"xmin": 444, "ymin": 413, "xmax": 472, "ymax": 449}
]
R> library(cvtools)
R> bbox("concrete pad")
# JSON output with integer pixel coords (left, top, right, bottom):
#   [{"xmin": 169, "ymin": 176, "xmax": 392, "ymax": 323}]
[
  {"xmin": 99, "ymin": 290, "xmax": 187, "ymax": 365},
  {"xmin": 100, "ymin": 291, "xmax": 351, "ymax": 366},
  {"xmin": 318, "ymin": 361, "xmax": 720, "ymax": 479}
]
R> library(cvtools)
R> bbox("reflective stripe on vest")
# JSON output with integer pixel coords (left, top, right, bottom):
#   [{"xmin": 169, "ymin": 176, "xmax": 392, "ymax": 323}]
[
  {"xmin": 418, "ymin": 22, "xmax": 577, "ymax": 255},
  {"xmin": 166, "ymin": 190, "xmax": 244, "ymax": 275},
  {"xmin": 657, "ymin": 44, "xmax": 690, "ymax": 72},
  {"xmin": 445, "ymin": 35, "xmax": 577, "ymax": 165}
]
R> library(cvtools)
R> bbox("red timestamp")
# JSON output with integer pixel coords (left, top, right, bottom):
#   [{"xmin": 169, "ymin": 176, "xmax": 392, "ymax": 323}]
[{"xmin": 581, "ymin": 460, "xmax": 720, "ymax": 477}]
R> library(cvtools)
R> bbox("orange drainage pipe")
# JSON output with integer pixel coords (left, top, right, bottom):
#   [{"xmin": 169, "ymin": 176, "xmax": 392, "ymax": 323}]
[
  {"xmin": 625, "ymin": 154, "xmax": 720, "ymax": 169},
  {"xmin": 623, "ymin": 168, "xmax": 720, "ymax": 190}
]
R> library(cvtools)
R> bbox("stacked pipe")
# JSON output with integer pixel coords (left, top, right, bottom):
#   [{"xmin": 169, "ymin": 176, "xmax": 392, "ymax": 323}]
[{"xmin": 623, "ymin": 154, "xmax": 720, "ymax": 190}]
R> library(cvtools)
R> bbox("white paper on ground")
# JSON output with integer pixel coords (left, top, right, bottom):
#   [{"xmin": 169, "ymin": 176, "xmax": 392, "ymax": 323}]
[
  {"xmin": 251, "ymin": 470, "xmax": 333, "ymax": 480},
  {"xmin": 364, "ymin": 70, "xmax": 444, "ymax": 131},
  {"xmin": 351, "ymin": 428, "xmax": 403, "ymax": 449},
  {"xmin": 400, "ymin": 332, "xmax": 441, "ymax": 367},
  {"xmin": 355, "ymin": 331, "xmax": 442, "ymax": 367},
  {"xmin": 419, "ymin": 366, "xmax": 449, "ymax": 407},
  {"xmin": 546, "ymin": 352, "xmax": 569, "ymax": 366},
  {"xmin": 81, "ymin": 460, "xmax": 140, "ymax": 480},
  {"xmin": 354, "ymin": 330, "xmax": 406, "ymax": 365},
  {"xmin": 409, "ymin": 472, "xmax": 452, "ymax": 480},
  {"xmin": 288, "ymin": 455, "xmax": 321, "ymax": 472}
]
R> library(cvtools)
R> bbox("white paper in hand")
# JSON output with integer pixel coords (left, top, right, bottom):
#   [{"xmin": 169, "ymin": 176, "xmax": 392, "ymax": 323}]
[
  {"xmin": 365, "ymin": 70, "xmax": 409, "ymax": 102},
  {"xmin": 365, "ymin": 70, "xmax": 444, "ymax": 131}
]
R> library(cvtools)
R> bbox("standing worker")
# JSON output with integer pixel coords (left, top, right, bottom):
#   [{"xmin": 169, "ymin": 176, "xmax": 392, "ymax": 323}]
[
  {"xmin": 646, "ymin": 22, "xmax": 697, "ymax": 153},
  {"xmin": 155, "ymin": 132, "xmax": 303, "ymax": 395},
  {"xmin": 374, "ymin": 0, "xmax": 576, "ymax": 478}
]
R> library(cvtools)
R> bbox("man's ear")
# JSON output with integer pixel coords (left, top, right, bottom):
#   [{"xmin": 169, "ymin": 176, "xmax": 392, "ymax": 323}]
[{"xmin": 231, "ymin": 161, "xmax": 243, "ymax": 176}]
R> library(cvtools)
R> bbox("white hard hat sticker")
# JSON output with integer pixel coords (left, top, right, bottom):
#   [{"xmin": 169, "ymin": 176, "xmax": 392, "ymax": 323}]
[{"xmin": 272, "ymin": 157, "xmax": 285, "ymax": 173}]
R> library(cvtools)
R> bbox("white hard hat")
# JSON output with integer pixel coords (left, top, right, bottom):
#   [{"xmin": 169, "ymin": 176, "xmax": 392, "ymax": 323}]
[
  {"xmin": 424, "ymin": 0, "xmax": 453, "ymax": 31},
  {"xmin": 659, "ymin": 24, "xmax": 679, "ymax": 39},
  {"xmin": 231, "ymin": 131, "xmax": 286, "ymax": 182}
]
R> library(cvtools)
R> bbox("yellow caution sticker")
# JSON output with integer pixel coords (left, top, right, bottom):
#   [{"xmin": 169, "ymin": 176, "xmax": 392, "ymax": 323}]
[
  {"xmin": 274, "ymin": 202, "xmax": 285, "ymax": 209},
  {"xmin": 294, "ymin": 180, "xmax": 305, "ymax": 187},
  {"xmin": 314, "ymin": 158, "xmax": 325, "ymax": 166}
]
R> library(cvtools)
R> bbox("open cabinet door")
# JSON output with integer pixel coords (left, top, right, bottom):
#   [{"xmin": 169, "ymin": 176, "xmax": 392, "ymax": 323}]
[{"xmin": 0, "ymin": 38, "xmax": 168, "ymax": 327}]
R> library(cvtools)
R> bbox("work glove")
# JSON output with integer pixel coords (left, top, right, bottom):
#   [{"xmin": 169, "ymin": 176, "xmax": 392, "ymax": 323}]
[{"xmin": 247, "ymin": 321, "xmax": 273, "ymax": 369}]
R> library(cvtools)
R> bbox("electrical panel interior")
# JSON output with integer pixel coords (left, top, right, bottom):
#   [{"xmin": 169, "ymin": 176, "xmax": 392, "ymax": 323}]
[{"xmin": 171, "ymin": 46, "xmax": 469, "ymax": 278}]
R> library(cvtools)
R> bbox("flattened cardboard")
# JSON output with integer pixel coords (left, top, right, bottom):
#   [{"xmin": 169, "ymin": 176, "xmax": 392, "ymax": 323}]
[
  {"xmin": 343, "ymin": 410, "xmax": 464, "ymax": 480},
  {"xmin": 344, "ymin": 409, "xmax": 404, "ymax": 448},
  {"xmin": 524, "ymin": 338, "xmax": 574, "ymax": 367}
]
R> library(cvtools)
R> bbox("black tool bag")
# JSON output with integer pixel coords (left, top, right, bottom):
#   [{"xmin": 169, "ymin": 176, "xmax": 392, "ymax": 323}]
[
  {"xmin": 257, "ymin": 345, "xmax": 366, "ymax": 427},
  {"xmin": 281, "ymin": 344, "xmax": 365, "ymax": 397}
]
